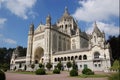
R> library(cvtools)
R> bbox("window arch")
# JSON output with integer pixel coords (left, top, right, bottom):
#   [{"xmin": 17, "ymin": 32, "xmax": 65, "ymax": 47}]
[
  {"xmin": 83, "ymin": 55, "xmax": 87, "ymax": 60},
  {"xmin": 68, "ymin": 56, "xmax": 70, "ymax": 61},
  {"xmin": 58, "ymin": 57, "xmax": 60, "ymax": 61},
  {"xmin": 54, "ymin": 58, "xmax": 57, "ymax": 62},
  {"xmin": 75, "ymin": 56, "xmax": 78, "ymax": 60},
  {"xmin": 79, "ymin": 55, "xmax": 82, "ymax": 60},
  {"xmin": 64, "ymin": 57, "xmax": 67, "ymax": 61},
  {"xmin": 61, "ymin": 57, "xmax": 63, "ymax": 61},
  {"xmin": 71, "ymin": 56, "xmax": 74, "ymax": 60},
  {"xmin": 94, "ymin": 52, "xmax": 100, "ymax": 59}
]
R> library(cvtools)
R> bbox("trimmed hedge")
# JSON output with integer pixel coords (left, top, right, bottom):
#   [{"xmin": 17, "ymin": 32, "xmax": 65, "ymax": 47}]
[
  {"xmin": 35, "ymin": 68, "xmax": 46, "ymax": 75},
  {"xmin": 0, "ymin": 70, "xmax": 6, "ymax": 80},
  {"xmin": 82, "ymin": 68, "xmax": 94, "ymax": 75},
  {"xmin": 53, "ymin": 69, "xmax": 60, "ymax": 74},
  {"xmin": 70, "ymin": 69, "xmax": 78, "ymax": 76}
]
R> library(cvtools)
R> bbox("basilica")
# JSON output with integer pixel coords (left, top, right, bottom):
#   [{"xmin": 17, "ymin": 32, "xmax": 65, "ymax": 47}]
[{"xmin": 10, "ymin": 7, "xmax": 112, "ymax": 72}]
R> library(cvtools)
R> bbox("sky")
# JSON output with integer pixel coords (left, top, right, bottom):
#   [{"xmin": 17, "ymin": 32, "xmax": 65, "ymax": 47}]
[{"xmin": 0, "ymin": 0, "xmax": 119, "ymax": 48}]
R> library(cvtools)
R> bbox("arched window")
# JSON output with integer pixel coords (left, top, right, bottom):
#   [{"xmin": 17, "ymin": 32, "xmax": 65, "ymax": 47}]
[
  {"xmin": 58, "ymin": 36, "xmax": 62, "ymax": 51},
  {"xmin": 94, "ymin": 52, "xmax": 100, "ymax": 59},
  {"xmin": 72, "ymin": 39, "xmax": 76, "ymax": 49},
  {"xmin": 58, "ymin": 57, "xmax": 60, "ymax": 61},
  {"xmin": 71, "ymin": 56, "xmax": 74, "ymax": 60},
  {"xmin": 53, "ymin": 34, "xmax": 57, "ymax": 51},
  {"xmin": 79, "ymin": 55, "xmax": 82, "ymax": 60},
  {"xmin": 68, "ymin": 56, "xmax": 70, "ymax": 61},
  {"xmin": 64, "ymin": 57, "xmax": 67, "ymax": 61},
  {"xmin": 65, "ymin": 25, "xmax": 67, "ymax": 29},
  {"xmin": 61, "ymin": 57, "xmax": 63, "ymax": 61},
  {"xmin": 94, "ymin": 36, "xmax": 96, "ymax": 42},
  {"xmin": 54, "ymin": 58, "xmax": 57, "ymax": 62},
  {"xmin": 75, "ymin": 56, "xmax": 78, "ymax": 60},
  {"xmin": 83, "ymin": 55, "xmax": 87, "ymax": 60}
]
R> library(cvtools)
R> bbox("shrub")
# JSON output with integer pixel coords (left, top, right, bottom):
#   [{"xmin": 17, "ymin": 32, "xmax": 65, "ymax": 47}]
[
  {"xmin": 57, "ymin": 62, "xmax": 63, "ymax": 70},
  {"xmin": 70, "ymin": 69, "xmax": 78, "ymax": 76},
  {"xmin": 109, "ymin": 73, "xmax": 119, "ymax": 80},
  {"xmin": 0, "ymin": 70, "xmax": 6, "ymax": 80},
  {"xmin": 82, "ymin": 68, "xmax": 94, "ymax": 75},
  {"xmin": 39, "ymin": 63, "xmax": 44, "ymax": 68},
  {"xmin": 35, "ymin": 68, "xmax": 46, "ymax": 75},
  {"xmin": 53, "ymin": 68, "xmax": 60, "ymax": 74},
  {"xmin": 66, "ymin": 61, "xmax": 72, "ymax": 71},
  {"xmin": 72, "ymin": 60, "xmax": 78, "ymax": 71},
  {"xmin": 46, "ymin": 63, "xmax": 52, "ymax": 70}
]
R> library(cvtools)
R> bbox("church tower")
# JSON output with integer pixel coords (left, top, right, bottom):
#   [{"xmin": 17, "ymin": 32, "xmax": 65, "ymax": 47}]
[{"xmin": 26, "ymin": 23, "xmax": 34, "ymax": 65}]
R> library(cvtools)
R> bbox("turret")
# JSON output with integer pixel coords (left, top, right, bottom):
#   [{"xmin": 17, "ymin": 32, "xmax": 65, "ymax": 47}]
[{"xmin": 29, "ymin": 23, "xmax": 34, "ymax": 35}]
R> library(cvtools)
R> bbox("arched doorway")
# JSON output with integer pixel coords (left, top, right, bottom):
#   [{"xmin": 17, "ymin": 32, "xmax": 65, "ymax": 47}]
[{"xmin": 34, "ymin": 47, "xmax": 44, "ymax": 64}]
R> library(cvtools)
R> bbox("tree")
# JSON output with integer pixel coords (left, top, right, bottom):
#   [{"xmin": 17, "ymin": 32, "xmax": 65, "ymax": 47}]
[
  {"xmin": 107, "ymin": 35, "xmax": 120, "ymax": 60},
  {"xmin": 31, "ymin": 64, "xmax": 35, "ymax": 71},
  {"xmin": 39, "ymin": 63, "xmax": 44, "ymax": 68},
  {"xmin": 110, "ymin": 60, "xmax": 119, "ymax": 71},
  {"xmin": 57, "ymin": 61, "xmax": 63, "ymax": 70},
  {"xmin": 46, "ymin": 62, "xmax": 52, "ymax": 70},
  {"xmin": 72, "ymin": 60, "xmax": 78, "ymax": 70},
  {"xmin": 66, "ymin": 61, "xmax": 72, "ymax": 71}
]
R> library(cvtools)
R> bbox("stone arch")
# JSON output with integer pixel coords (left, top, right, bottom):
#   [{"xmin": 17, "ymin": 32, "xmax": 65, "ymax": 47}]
[
  {"xmin": 83, "ymin": 55, "xmax": 87, "ymax": 60},
  {"xmin": 94, "ymin": 52, "xmax": 100, "ymax": 59},
  {"xmin": 34, "ymin": 47, "xmax": 44, "ymax": 64}
]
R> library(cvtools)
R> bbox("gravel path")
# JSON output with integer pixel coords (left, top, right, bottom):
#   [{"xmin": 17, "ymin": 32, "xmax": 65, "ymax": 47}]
[{"xmin": 6, "ymin": 72, "xmax": 108, "ymax": 80}]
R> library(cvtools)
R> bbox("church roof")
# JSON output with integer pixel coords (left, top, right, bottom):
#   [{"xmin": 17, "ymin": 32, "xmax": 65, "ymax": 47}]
[
  {"xmin": 59, "ymin": 7, "xmax": 73, "ymax": 21},
  {"xmin": 92, "ymin": 22, "xmax": 103, "ymax": 37},
  {"xmin": 81, "ymin": 32, "xmax": 89, "ymax": 39}
]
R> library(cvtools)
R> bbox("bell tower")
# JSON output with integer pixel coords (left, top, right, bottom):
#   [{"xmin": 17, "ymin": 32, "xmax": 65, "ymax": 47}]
[{"xmin": 26, "ymin": 23, "xmax": 34, "ymax": 65}]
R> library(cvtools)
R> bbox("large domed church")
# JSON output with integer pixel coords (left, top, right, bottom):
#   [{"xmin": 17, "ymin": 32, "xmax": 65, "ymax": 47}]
[{"xmin": 10, "ymin": 7, "xmax": 112, "ymax": 72}]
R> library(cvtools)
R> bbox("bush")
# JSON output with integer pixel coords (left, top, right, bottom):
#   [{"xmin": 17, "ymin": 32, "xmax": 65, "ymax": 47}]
[
  {"xmin": 70, "ymin": 69, "xmax": 78, "ymax": 76},
  {"xmin": 0, "ymin": 70, "xmax": 6, "ymax": 80},
  {"xmin": 35, "ymin": 68, "xmax": 46, "ymax": 75},
  {"xmin": 109, "ymin": 73, "xmax": 119, "ymax": 80},
  {"xmin": 57, "ymin": 62, "xmax": 63, "ymax": 70},
  {"xmin": 53, "ymin": 68, "xmax": 60, "ymax": 74},
  {"xmin": 46, "ymin": 63, "xmax": 52, "ymax": 70},
  {"xmin": 82, "ymin": 68, "xmax": 94, "ymax": 75},
  {"xmin": 39, "ymin": 63, "xmax": 44, "ymax": 68}
]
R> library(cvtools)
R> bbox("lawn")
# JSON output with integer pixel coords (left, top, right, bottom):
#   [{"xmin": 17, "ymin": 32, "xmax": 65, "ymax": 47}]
[{"xmin": 77, "ymin": 74, "xmax": 108, "ymax": 78}]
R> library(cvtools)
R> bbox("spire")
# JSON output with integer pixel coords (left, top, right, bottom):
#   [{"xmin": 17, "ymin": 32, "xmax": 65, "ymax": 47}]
[
  {"xmin": 93, "ymin": 21, "xmax": 102, "ymax": 37},
  {"xmin": 65, "ymin": 6, "xmax": 68, "ymax": 14},
  {"xmin": 46, "ymin": 14, "xmax": 51, "ymax": 26},
  {"xmin": 64, "ymin": 6, "xmax": 69, "ymax": 15}
]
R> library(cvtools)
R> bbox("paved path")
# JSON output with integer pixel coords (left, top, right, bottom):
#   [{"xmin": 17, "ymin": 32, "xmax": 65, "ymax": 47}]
[{"xmin": 6, "ymin": 72, "xmax": 108, "ymax": 80}]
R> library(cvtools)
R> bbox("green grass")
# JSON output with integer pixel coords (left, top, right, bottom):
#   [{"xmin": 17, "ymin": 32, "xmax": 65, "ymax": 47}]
[
  {"xmin": 77, "ymin": 74, "xmax": 108, "ymax": 78},
  {"xmin": 12, "ymin": 71, "xmax": 35, "ymax": 75}
]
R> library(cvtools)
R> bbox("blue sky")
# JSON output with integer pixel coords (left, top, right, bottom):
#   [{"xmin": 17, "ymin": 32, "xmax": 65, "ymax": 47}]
[{"xmin": 0, "ymin": 0, "xmax": 119, "ymax": 48}]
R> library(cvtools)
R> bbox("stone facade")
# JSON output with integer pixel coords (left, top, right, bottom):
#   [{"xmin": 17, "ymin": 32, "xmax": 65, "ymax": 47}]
[{"xmin": 10, "ymin": 7, "xmax": 112, "ymax": 72}]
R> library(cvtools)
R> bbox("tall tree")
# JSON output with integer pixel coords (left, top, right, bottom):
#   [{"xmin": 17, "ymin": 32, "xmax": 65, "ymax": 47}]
[{"xmin": 107, "ymin": 35, "xmax": 120, "ymax": 60}]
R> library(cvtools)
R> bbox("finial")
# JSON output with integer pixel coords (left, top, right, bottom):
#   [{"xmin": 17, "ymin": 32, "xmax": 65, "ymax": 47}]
[{"xmin": 65, "ymin": 6, "xmax": 68, "ymax": 13}]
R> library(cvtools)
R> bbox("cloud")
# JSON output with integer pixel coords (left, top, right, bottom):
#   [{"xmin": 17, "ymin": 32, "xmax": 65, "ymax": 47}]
[
  {"xmin": 2, "ymin": 0, "xmax": 37, "ymax": 19},
  {"xmin": 4, "ymin": 38, "xmax": 17, "ymax": 44},
  {"xmin": 73, "ymin": 0, "xmax": 119, "ymax": 22},
  {"xmin": 0, "ymin": 18, "xmax": 7, "ymax": 28},
  {"xmin": 0, "ymin": 34, "xmax": 17, "ymax": 46},
  {"xmin": 0, "ymin": 18, "xmax": 7, "ymax": 24},
  {"xmin": 86, "ymin": 21, "xmax": 119, "ymax": 36}
]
